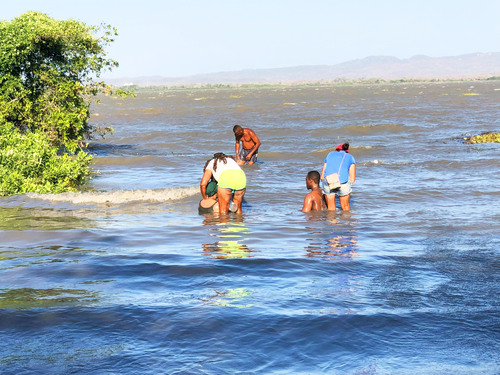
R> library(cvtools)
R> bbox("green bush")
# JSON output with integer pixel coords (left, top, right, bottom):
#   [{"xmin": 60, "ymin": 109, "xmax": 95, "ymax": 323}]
[
  {"xmin": 0, "ymin": 12, "xmax": 129, "ymax": 196},
  {"xmin": 0, "ymin": 125, "xmax": 92, "ymax": 196}
]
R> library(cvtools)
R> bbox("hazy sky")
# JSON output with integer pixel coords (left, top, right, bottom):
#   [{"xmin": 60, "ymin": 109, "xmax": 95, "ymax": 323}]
[{"xmin": 2, "ymin": 0, "xmax": 499, "ymax": 78}]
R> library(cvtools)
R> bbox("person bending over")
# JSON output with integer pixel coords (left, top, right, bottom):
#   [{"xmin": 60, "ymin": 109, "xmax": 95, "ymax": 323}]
[
  {"xmin": 320, "ymin": 142, "xmax": 356, "ymax": 211},
  {"xmin": 233, "ymin": 124, "xmax": 261, "ymax": 165},
  {"xmin": 200, "ymin": 152, "xmax": 246, "ymax": 214}
]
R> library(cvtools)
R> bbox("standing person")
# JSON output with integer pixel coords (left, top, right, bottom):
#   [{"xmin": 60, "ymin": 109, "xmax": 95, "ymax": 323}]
[
  {"xmin": 233, "ymin": 124, "xmax": 261, "ymax": 165},
  {"xmin": 302, "ymin": 171, "xmax": 325, "ymax": 213},
  {"xmin": 200, "ymin": 152, "xmax": 246, "ymax": 214},
  {"xmin": 320, "ymin": 143, "xmax": 356, "ymax": 211}
]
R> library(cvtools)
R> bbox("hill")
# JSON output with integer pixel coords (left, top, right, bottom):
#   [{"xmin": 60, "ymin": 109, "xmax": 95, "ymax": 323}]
[{"xmin": 107, "ymin": 52, "xmax": 500, "ymax": 87}]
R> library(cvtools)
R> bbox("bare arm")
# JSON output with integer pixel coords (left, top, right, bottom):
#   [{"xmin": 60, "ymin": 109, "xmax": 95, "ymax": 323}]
[
  {"xmin": 235, "ymin": 139, "xmax": 241, "ymax": 161},
  {"xmin": 200, "ymin": 169, "xmax": 213, "ymax": 199},
  {"xmin": 349, "ymin": 164, "xmax": 356, "ymax": 184},
  {"xmin": 246, "ymin": 129, "xmax": 261, "ymax": 159},
  {"xmin": 320, "ymin": 163, "xmax": 327, "ymax": 180}
]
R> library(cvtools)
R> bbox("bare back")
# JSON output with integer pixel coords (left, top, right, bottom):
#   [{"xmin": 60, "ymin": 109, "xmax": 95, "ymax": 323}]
[{"xmin": 302, "ymin": 188, "xmax": 325, "ymax": 212}]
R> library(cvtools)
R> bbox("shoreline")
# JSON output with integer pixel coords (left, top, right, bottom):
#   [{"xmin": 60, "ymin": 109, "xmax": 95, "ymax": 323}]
[{"xmin": 114, "ymin": 76, "xmax": 500, "ymax": 92}]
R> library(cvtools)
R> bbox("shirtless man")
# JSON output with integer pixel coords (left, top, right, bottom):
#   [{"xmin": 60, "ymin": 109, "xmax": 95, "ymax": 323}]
[
  {"xmin": 302, "ymin": 171, "xmax": 325, "ymax": 213},
  {"xmin": 233, "ymin": 124, "xmax": 261, "ymax": 165}
]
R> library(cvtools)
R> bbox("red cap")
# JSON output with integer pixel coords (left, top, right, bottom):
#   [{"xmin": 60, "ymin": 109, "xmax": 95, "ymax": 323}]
[{"xmin": 336, "ymin": 144, "xmax": 349, "ymax": 153}]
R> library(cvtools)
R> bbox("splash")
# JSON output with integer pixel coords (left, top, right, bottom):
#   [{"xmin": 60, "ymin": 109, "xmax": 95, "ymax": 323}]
[{"xmin": 25, "ymin": 186, "xmax": 199, "ymax": 205}]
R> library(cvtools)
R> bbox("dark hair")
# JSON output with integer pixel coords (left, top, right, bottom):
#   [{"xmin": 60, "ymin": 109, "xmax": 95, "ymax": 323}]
[
  {"xmin": 203, "ymin": 152, "xmax": 235, "ymax": 173},
  {"xmin": 233, "ymin": 125, "xmax": 242, "ymax": 133},
  {"xmin": 342, "ymin": 143, "xmax": 349, "ymax": 151},
  {"xmin": 307, "ymin": 170, "xmax": 320, "ymax": 184}
]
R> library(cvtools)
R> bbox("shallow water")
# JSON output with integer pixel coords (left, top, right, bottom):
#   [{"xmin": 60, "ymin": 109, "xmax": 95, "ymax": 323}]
[{"xmin": 1, "ymin": 81, "xmax": 499, "ymax": 374}]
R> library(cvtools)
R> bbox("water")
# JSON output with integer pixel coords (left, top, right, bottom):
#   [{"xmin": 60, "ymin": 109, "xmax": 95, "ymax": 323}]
[{"xmin": 1, "ymin": 81, "xmax": 499, "ymax": 374}]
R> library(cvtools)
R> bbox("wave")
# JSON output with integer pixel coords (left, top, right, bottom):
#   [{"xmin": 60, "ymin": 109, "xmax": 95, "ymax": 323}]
[
  {"xmin": 259, "ymin": 146, "xmax": 382, "ymax": 162},
  {"xmin": 339, "ymin": 123, "xmax": 410, "ymax": 135},
  {"xmin": 25, "ymin": 186, "xmax": 199, "ymax": 206},
  {"xmin": 92, "ymin": 155, "xmax": 173, "ymax": 167},
  {"xmin": 87, "ymin": 143, "xmax": 137, "ymax": 157}
]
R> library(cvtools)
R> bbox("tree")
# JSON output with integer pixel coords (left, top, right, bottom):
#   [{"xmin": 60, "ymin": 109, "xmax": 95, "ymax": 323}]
[{"xmin": 0, "ymin": 12, "xmax": 128, "ymax": 196}]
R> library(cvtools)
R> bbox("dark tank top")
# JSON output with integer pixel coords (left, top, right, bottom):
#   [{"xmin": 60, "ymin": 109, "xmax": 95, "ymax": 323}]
[{"xmin": 198, "ymin": 200, "xmax": 217, "ymax": 214}]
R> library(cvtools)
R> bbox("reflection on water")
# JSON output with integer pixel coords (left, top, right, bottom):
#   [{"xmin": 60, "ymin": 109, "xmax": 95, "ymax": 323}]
[
  {"xmin": 205, "ymin": 288, "xmax": 253, "ymax": 308},
  {"xmin": 0, "ymin": 288, "xmax": 100, "ymax": 309},
  {"xmin": 202, "ymin": 215, "xmax": 252, "ymax": 259},
  {"xmin": 0, "ymin": 245, "xmax": 107, "ymax": 309},
  {"xmin": 201, "ymin": 215, "xmax": 254, "ymax": 307},
  {"xmin": 304, "ymin": 212, "xmax": 359, "ymax": 258},
  {"xmin": 202, "ymin": 241, "xmax": 251, "ymax": 259},
  {"xmin": 0, "ymin": 207, "xmax": 94, "ymax": 231},
  {"xmin": 301, "ymin": 212, "xmax": 360, "ymax": 315},
  {"xmin": 0, "ymin": 246, "xmax": 104, "ymax": 270}
]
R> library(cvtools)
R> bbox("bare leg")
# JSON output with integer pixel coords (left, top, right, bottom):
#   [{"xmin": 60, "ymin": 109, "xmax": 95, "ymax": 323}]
[
  {"xmin": 217, "ymin": 188, "xmax": 233, "ymax": 214},
  {"xmin": 232, "ymin": 189, "xmax": 246, "ymax": 214},
  {"xmin": 324, "ymin": 194, "xmax": 336, "ymax": 211},
  {"xmin": 339, "ymin": 194, "xmax": 350, "ymax": 211}
]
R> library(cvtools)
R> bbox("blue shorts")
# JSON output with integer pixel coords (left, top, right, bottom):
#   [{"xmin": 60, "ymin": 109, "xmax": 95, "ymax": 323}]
[
  {"xmin": 239, "ymin": 147, "xmax": 258, "ymax": 163},
  {"xmin": 321, "ymin": 179, "xmax": 352, "ymax": 197}
]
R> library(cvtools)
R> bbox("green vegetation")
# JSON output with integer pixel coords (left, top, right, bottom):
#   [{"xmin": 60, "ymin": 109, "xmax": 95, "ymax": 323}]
[
  {"xmin": 464, "ymin": 132, "xmax": 500, "ymax": 144},
  {"xmin": 0, "ymin": 11, "xmax": 129, "ymax": 196},
  {"xmin": 0, "ymin": 125, "xmax": 92, "ymax": 195}
]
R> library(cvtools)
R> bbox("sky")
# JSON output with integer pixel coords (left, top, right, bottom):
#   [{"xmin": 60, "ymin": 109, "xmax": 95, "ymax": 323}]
[{"xmin": 2, "ymin": 0, "xmax": 499, "ymax": 79}]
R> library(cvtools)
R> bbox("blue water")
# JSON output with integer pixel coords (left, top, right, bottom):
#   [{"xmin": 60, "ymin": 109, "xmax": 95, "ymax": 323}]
[{"xmin": 1, "ymin": 81, "xmax": 499, "ymax": 374}]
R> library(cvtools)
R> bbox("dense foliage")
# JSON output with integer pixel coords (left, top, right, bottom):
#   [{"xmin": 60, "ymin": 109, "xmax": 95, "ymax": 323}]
[
  {"xmin": 0, "ymin": 11, "xmax": 124, "ymax": 196},
  {"xmin": 0, "ymin": 124, "xmax": 92, "ymax": 195}
]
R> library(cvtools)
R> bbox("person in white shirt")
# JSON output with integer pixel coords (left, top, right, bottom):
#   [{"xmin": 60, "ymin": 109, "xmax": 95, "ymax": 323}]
[{"xmin": 200, "ymin": 152, "xmax": 247, "ymax": 214}]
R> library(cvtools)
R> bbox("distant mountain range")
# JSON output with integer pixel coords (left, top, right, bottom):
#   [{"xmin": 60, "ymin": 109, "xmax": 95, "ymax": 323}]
[{"xmin": 107, "ymin": 52, "xmax": 500, "ymax": 87}]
